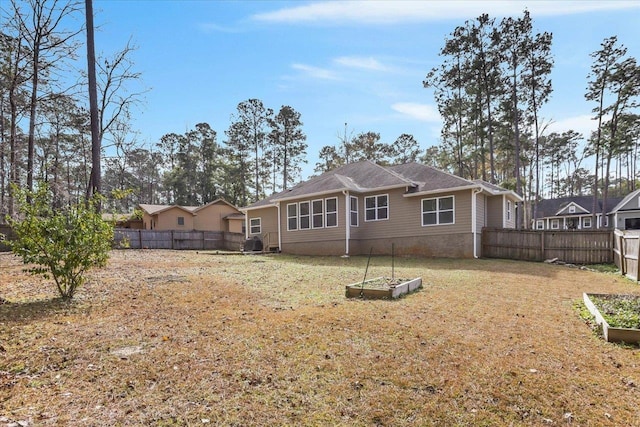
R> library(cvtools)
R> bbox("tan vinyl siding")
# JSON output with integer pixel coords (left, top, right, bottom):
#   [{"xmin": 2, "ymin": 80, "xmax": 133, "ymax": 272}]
[
  {"xmin": 281, "ymin": 192, "xmax": 346, "ymax": 244},
  {"xmin": 486, "ymin": 196, "xmax": 504, "ymax": 228},
  {"xmin": 476, "ymin": 193, "xmax": 486, "ymax": 230},
  {"xmin": 247, "ymin": 207, "xmax": 279, "ymax": 237},
  {"xmin": 351, "ymin": 188, "xmax": 472, "ymax": 241}
]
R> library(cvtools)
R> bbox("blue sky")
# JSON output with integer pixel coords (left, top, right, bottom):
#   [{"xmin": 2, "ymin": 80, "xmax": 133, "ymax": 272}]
[{"xmin": 93, "ymin": 0, "xmax": 640, "ymax": 179}]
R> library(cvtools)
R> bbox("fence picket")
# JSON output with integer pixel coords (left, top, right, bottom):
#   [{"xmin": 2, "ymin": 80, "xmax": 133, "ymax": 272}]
[
  {"xmin": 114, "ymin": 229, "xmax": 245, "ymax": 251},
  {"xmin": 482, "ymin": 228, "xmax": 613, "ymax": 264}
]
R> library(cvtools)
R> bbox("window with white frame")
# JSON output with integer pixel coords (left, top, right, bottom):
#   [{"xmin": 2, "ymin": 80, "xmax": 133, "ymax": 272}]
[
  {"xmin": 250, "ymin": 217, "xmax": 261, "ymax": 234},
  {"xmin": 422, "ymin": 196, "xmax": 454, "ymax": 226},
  {"xmin": 569, "ymin": 205, "xmax": 576, "ymax": 213},
  {"xmin": 550, "ymin": 219, "xmax": 559, "ymax": 229},
  {"xmin": 350, "ymin": 196, "xmax": 358, "ymax": 227},
  {"xmin": 299, "ymin": 201, "xmax": 310, "ymax": 230},
  {"xmin": 312, "ymin": 199, "xmax": 324, "ymax": 228},
  {"xmin": 583, "ymin": 217, "xmax": 591, "ymax": 228},
  {"xmin": 325, "ymin": 198, "xmax": 338, "ymax": 227},
  {"xmin": 365, "ymin": 194, "xmax": 388, "ymax": 221},
  {"xmin": 287, "ymin": 203, "xmax": 298, "ymax": 231},
  {"xmin": 507, "ymin": 201, "xmax": 512, "ymax": 221},
  {"xmin": 536, "ymin": 220, "xmax": 544, "ymax": 230}
]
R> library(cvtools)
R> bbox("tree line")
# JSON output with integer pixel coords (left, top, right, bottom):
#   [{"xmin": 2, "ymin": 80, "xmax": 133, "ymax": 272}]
[
  {"xmin": 423, "ymin": 11, "xmax": 639, "ymax": 227},
  {"xmin": 2, "ymin": 3, "xmax": 638, "ymax": 227},
  {"xmin": 105, "ymin": 99, "xmax": 308, "ymax": 211}
]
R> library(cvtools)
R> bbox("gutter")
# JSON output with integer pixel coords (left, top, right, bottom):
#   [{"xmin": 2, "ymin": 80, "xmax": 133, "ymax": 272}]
[
  {"xmin": 244, "ymin": 210, "xmax": 249, "ymax": 240},
  {"xmin": 343, "ymin": 190, "xmax": 350, "ymax": 256},
  {"xmin": 403, "ymin": 184, "xmax": 481, "ymax": 198},
  {"xmin": 277, "ymin": 202, "xmax": 282, "ymax": 252}
]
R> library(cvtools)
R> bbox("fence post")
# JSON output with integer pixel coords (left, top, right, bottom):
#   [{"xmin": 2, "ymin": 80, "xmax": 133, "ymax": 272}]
[
  {"xmin": 636, "ymin": 235, "xmax": 640, "ymax": 283},
  {"xmin": 618, "ymin": 232, "xmax": 626, "ymax": 276},
  {"xmin": 171, "ymin": 230, "xmax": 174, "ymax": 249},
  {"xmin": 540, "ymin": 231, "xmax": 545, "ymax": 261},
  {"xmin": 139, "ymin": 229, "xmax": 142, "ymax": 249}
]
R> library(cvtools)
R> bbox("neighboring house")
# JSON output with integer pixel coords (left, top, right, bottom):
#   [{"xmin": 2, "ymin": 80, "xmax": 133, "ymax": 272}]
[
  {"xmin": 531, "ymin": 196, "xmax": 624, "ymax": 230},
  {"xmin": 242, "ymin": 160, "xmax": 522, "ymax": 258},
  {"xmin": 610, "ymin": 188, "xmax": 640, "ymax": 230},
  {"xmin": 139, "ymin": 199, "xmax": 244, "ymax": 233}
]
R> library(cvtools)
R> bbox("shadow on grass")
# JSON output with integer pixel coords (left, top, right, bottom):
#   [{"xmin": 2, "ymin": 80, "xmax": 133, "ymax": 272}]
[
  {"xmin": 269, "ymin": 254, "xmax": 559, "ymax": 278},
  {"xmin": 0, "ymin": 297, "xmax": 77, "ymax": 324}
]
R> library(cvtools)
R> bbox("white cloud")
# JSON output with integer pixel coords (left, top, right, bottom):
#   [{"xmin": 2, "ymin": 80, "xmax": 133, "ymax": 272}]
[
  {"xmin": 333, "ymin": 56, "xmax": 389, "ymax": 71},
  {"xmin": 291, "ymin": 63, "xmax": 340, "ymax": 80},
  {"xmin": 545, "ymin": 114, "xmax": 599, "ymax": 139},
  {"xmin": 391, "ymin": 102, "xmax": 441, "ymax": 122},
  {"xmin": 251, "ymin": 1, "xmax": 640, "ymax": 25}
]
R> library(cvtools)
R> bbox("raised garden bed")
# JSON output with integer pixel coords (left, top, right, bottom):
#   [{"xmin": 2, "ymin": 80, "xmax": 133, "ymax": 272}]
[
  {"xmin": 583, "ymin": 293, "xmax": 640, "ymax": 344},
  {"xmin": 345, "ymin": 277, "xmax": 422, "ymax": 300}
]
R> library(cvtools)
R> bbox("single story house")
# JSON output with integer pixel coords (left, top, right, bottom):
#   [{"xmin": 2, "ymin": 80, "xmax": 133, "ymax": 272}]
[
  {"xmin": 532, "ymin": 196, "xmax": 624, "ymax": 230},
  {"xmin": 139, "ymin": 199, "xmax": 244, "ymax": 233},
  {"xmin": 610, "ymin": 188, "xmax": 640, "ymax": 230},
  {"xmin": 242, "ymin": 160, "xmax": 522, "ymax": 258}
]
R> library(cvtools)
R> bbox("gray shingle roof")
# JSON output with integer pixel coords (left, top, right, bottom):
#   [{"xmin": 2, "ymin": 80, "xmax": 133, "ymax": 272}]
[
  {"xmin": 388, "ymin": 162, "xmax": 472, "ymax": 193},
  {"xmin": 245, "ymin": 160, "xmax": 518, "ymax": 210},
  {"xmin": 533, "ymin": 196, "xmax": 624, "ymax": 219}
]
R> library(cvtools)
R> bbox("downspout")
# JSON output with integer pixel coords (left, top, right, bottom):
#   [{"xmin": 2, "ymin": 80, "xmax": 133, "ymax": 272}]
[
  {"xmin": 277, "ymin": 202, "xmax": 282, "ymax": 252},
  {"xmin": 343, "ymin": 190, "xmax": 350, "ymax": 256},
  {"xmin": 502, "ymin": 195, "xmax": 506, "ymax": 228},
  {"xmin": 244, "ymin": 211, "xmax": 248, "ymax": 239},
  {"xmin": 472, "ymin": 188, "xmax": 482, "ymax": 259}
]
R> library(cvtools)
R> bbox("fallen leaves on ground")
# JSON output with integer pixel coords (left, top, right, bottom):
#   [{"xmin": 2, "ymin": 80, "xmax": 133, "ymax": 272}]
[{"xmin": 1, "ymin": 250, "xmax": 639, "ymax": 426}]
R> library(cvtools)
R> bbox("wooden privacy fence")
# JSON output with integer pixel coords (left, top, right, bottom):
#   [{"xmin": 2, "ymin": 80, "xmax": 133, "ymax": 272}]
[
  {"xmin": 114, "ymin": 229, "xmax": 245, "ymax": 251},
  {"xmin": 614, "ymin": 230, "xmax": 640, "ymax": 283},
  {"xmin": 482, "ymin": 228, "xmax": 613, "ymax": 264}
]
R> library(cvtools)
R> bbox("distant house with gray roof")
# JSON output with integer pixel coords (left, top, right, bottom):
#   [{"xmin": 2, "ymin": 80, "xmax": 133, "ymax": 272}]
[
  {"xmin": 531, "ymin": 195, "xmax": 625, "ymax": 230},
  {"xmin": 242, "ymin": 160, "xmax": 522, "ymax": 258}
]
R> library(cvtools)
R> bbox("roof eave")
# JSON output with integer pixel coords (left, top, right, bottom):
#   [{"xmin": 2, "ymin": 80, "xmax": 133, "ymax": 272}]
[
  {"xmin": 241, "ymin": 203, "xmax": 277, "ymax": 212},
  {"xmin": 403, "ymin": 184, "xmax": 480, "ymax": 198}
]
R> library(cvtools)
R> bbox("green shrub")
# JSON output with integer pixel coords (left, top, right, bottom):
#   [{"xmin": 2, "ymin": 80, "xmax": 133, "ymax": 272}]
[{"xmin": 5, "ymin": 183, "xmax": 114, "ymax": 300}]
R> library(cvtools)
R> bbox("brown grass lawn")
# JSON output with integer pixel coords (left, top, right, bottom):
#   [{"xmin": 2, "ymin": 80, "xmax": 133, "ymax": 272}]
[{"xmin": 1, "ymin": 250, "xmax": 639, "ymax": 426}]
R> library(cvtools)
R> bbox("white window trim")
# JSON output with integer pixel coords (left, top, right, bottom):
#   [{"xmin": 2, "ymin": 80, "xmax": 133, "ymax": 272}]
[
  {"xmin": 250, "ymin": 217, "xmax": 261, "ymax": 234},
  {"xmin": 507, "ymin": 200, "xmax": 512, "ymax": 221},
  {"xmin": 422, "ymin": 195, "xmax": 455, "ymax": 227},
  {"xmin": 311, "ymin": 199, "xmax": 324, "ymax": 229},
  {"xmin": 364, "ymin": 194, "xmax": 389, "ymax": 222},
  {"xmin": 536, "ymin": 220, "xmax": 544, "ymax": 230},
  {"xmin": 568, "ymin": 205, "xmax": 576, "ymax": 213},
  {"xmin": 350, "ymin": 196, "xmax": 359, "ymax": 227},
  {"xmin": 287, "ymin": 203, "xmax": 298, "ymax": 231},
  {"xmin": 325, "ymin": 197, "xmax": 338, "ymax": 228},
  {"xmin": 583, "ymin": 217, "xmax": 592, "ymax": 228},
  {"xmin": 550, "ymin": 219, "xmax": 559, "ymax": 230},
  {"xmin": 299, "ymin": 201, "xmax": 310, "ymax": 230}
]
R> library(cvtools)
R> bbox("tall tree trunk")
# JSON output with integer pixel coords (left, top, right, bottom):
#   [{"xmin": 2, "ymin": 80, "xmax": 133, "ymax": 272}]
[
  {"xmin": 26, "ymin": 44, "xmax": 40, "ymax": 193},
  {"xmin": 85, "ymin": 0, "xmax": 100, "ymax": 199}
]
